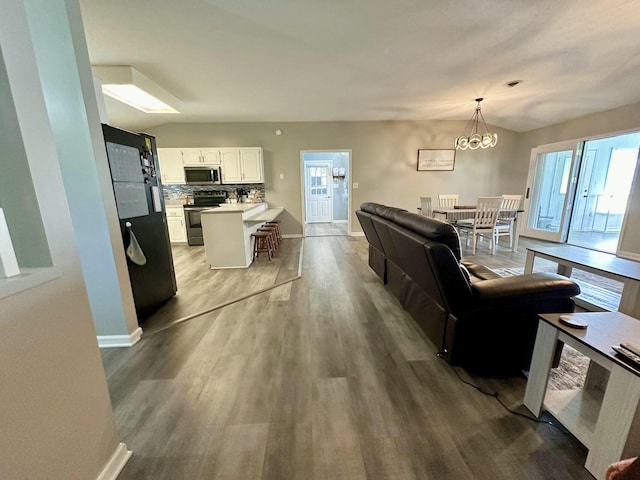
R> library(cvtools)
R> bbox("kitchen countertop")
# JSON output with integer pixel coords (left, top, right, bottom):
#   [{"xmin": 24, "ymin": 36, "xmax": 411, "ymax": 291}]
[{"xmin": 201, "ymin": 202, "xmax": 266, "ymax": 213}]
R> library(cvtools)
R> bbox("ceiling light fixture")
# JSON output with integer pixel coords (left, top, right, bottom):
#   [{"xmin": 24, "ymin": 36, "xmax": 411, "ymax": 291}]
[
  {"xmin": 454, "ymin": 98, "xmax": 498, "ymax": 150},
  {"xmin": 92, "ymin": 66, "xmax": 181, "ymax": 114}
]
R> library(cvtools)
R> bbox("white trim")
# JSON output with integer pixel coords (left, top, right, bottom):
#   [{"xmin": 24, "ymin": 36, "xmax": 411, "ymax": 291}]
[
  {"xmin": 618, "ymin": 251, "xmax": 640, "ymax": 262},
  {"xmin": 350, "ymin": 231, "xmax": 365, "ymax": 237},
  {"xmin": 300, "ymin": 149, "xmax": 352, "ymax": 238},
  {"xmin": 96, "ymin": 443, "xmax": 132, "ymax": 480},
  {"xmin": 97, "ymin": 327, "xmax": 142, "ymax": 348},
  {"xmin": 333, "ymin": 220, "xmax": 348, "ymax": 223},
  {"xmin": 283, "ymin": 234, "xmax": 303, "ymax": 239}
]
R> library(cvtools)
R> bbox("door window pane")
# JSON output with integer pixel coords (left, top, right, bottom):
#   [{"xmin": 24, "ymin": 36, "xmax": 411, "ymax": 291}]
[
  {"xmin": 567, "ymin": 132, "xmax": 640, "ymax": 253},
  {"xmin": 527, "ymin": 150, "xmax": 574, "ymax": 232}
]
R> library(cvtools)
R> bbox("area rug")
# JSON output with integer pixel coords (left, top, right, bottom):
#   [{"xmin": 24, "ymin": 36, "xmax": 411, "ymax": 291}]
[
  {"xmin": 491, "ymin": 266, "xmax": 622, "ymax": 312},
  {"xmin": 547, "ymin": 345, "xmax": 589, "ymax": 390}
]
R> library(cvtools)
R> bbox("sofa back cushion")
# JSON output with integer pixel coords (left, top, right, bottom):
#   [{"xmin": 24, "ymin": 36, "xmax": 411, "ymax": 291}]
[
  {"xmin": 356, "ymin": 209, "xmax": 384, "ymax": 252},
  {"xmin": 394, "ymin": 211, "xmax": 462, "ymax": 261},
  {"xmin": 423, "ymin": 242, "xmax": 474, "ymax": 314}
]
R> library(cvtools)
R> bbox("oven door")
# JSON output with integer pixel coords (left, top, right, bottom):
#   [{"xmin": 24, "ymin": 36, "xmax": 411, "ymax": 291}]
[{"xmin": 184, "ymin": 208, "xmax": 204, "ymax": 245}]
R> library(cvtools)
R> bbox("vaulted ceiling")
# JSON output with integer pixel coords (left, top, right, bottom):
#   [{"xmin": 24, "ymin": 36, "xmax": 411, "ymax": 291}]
[{"xmin": 79, "ymin": 0, "xmax": 640, "ymax": 133}]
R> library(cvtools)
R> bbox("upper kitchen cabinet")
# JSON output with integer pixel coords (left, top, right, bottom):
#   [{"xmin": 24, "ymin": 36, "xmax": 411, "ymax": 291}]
[
  {"xmin": 157, "ymin": 148, "xmax": 185, "ymax": 184},
  {"xmin": 220, "ymin": 147, "xmax": 263, "ymax": 184},
  {"xmin": 201, "ymin": 149, "xmax": 222, "ymax": 165},
  {"xmin": 182, "ymin": 148, "xmax": 222, "ymax": 166},
  {"xmin": 240, "ymin": 148, "xmax": 264, "ymax": 183}
]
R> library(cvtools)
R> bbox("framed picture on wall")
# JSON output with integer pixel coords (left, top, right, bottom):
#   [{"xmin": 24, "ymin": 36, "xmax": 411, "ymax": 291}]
[{"xmin": 417, "ymin": 149, "xmax": 456, "ymax": 171}]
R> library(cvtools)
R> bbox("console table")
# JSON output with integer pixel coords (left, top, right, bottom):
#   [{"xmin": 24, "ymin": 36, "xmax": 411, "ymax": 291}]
[
  {"xmin": 524, "ymin": 244, "xmax": 640, "ymax": 318},
  {"xmin": 524, "ymin": 312, "xmax": 640, "ymax": 480}
]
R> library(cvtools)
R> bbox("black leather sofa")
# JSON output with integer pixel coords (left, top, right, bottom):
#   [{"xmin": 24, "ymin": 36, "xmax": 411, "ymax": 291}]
[{"xmin": 356, "ymin": 202, "xmax": 580, "ymax": 375}]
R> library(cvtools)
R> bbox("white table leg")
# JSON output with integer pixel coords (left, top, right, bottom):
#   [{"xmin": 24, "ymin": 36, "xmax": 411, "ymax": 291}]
[
  {"xmin": 524, "ymin": 321, "xmax": 559, "ymax": 416},
  {"xmin": 524, "ymin": 249, "xmax": 535, "ymax": 274},
  {"xmin": 619, "ymin": 279, "xmax": 640, "ymax": 318},
  {"xmin": 585, "ymin": 366, "xmax": 640, "ymax": 480},
  {"xmin": 512, "ymin": 212, "xmax": 522, "ymax": 252}
]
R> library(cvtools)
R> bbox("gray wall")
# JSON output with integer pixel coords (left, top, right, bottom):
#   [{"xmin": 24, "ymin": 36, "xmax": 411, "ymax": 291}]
[
  {"xmin": 517, "ymin": 102, "xmax": 640, "ymax": 258},
  {"xmin": 147, "ymin": 121, "xmax": 521, "ymax": 235},
  {"xmin": 0, "ymin": 0, "xmax": 120, "ymax": 477}
]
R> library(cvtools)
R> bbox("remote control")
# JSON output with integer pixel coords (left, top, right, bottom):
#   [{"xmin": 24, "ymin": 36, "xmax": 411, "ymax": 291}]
[
  {"xmin": 612, "ymin": 345, "xmax": 640, "ymax": 367},
  {"xmin": 620, "ymin": 342, "xmax": 640, "ymax": 357}
]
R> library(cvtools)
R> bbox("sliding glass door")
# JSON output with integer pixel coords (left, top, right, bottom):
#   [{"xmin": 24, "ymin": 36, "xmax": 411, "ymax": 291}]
[
  {"xmin": 566, "ymin": 132, "xmax": 640, "ymax": 253},
  {"xmin": 522, "ymin": 141, "xmax": 578, "ymax": 242},
  {"xmin": 523, "ymin": 132, "xmax": 640, "ymax": 252}
]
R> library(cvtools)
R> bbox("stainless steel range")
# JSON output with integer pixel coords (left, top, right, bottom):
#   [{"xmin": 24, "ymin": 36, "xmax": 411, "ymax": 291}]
[{"xmin": 183, "ymin": 190, "xmax": 226, "ymax": 245}]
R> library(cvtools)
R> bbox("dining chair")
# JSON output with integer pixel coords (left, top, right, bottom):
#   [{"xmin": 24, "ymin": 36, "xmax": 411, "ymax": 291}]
[
  {"xmin": 456, "ymin": 196, "xmax": 503, "ymax": 254},
  {"xmin": 438, "ymin": 194, "xmax": 459, "ymax": 208},
  {"xmin": 417, "ymin": 196, "xmax": 432, "ymax": 217},
  {"xmin": 494, "ymin": 194, "xmax": 523, "ymax": 249}
]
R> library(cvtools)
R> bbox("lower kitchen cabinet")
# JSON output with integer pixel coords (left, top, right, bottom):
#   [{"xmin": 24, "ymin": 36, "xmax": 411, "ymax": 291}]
[{"xmin": 166, "ymin": 206, "xmax": 187, "ymax": 243}]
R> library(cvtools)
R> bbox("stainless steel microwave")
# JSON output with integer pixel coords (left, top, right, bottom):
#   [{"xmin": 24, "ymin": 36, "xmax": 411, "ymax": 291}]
[{"xmin": 184, "ymin": 166, "xmax": 221, "ymax": 185}]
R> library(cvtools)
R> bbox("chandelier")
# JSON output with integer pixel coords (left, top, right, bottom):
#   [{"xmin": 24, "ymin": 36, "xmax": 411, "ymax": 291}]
[{"xmin": 454, "ymin": 98, "xmax": 498, "ymax": 150}]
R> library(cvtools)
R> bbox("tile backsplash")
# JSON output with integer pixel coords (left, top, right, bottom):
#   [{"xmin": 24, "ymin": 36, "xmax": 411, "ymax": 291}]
[{"xmin": 163, "ymin": 183, "xmax": 265, "ymax": 203}]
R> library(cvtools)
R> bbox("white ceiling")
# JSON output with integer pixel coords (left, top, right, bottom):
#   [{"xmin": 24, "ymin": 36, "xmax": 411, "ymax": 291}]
[{"xmin": 79, "ymin": 0, "xmax": 640, "ymax": 133}]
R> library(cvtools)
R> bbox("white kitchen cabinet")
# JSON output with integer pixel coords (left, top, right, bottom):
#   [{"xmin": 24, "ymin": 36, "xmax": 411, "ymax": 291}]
[
  {"xmin": 181, "ymin": 148, "xmax": 203, "ymax": 166},
  {"xmin": 201, "ymin": 149, "xmax": 221, "ymax": 165},
  {"xmin": 220, "ymin": 148, "xmax": 242, "ymax": 183},
  {"xmin": 239, "ymin": 148, "xmax": 263, "ymax": 183},
  {"xmin": 182, "ymin": 148, "xmax": 221, "ymax": 166},
  {"xmin": 220, "ymin": 147, "xmax": 263, "ymax": 184},
  {"xmin": 157, "ymin": 148, "xmax": 185, "ymax": 184},
  {"xmin": 165, "ymin": 206, "xmax": 187, "ymax": 243}
]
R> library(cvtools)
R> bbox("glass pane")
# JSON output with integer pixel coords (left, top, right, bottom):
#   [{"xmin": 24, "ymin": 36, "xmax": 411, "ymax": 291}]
[
  {"xmin": 527, "ymin": 150, "xmax": 574, "ymax": 232},
  {"xmin": 568, "ymin": 132, "xmax": 640, "ymax": 253}
]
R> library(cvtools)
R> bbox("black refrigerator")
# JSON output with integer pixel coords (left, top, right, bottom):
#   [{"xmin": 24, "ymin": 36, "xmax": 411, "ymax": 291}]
[{"xmin": 102, "ymin": 124, "xmax": 177, "ymax": 324}]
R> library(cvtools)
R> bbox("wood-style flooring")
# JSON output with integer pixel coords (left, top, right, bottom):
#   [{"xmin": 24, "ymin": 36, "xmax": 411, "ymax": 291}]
[
  {"xmin": 305, "ymin": 222, "xmax": 348, "ymax": 237},
  {"xmin": 139, "ymin": 239, "xmax": 303, "ymax": 334},
  {"xmin": 102, "ymin": 235, "xmax": 592, "ymax": 479}
]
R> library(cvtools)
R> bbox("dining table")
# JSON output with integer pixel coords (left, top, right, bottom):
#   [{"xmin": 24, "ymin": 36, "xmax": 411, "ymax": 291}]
[{"xmin": 432, "ymin": 206, "xmax": 524, "ymax": 252}]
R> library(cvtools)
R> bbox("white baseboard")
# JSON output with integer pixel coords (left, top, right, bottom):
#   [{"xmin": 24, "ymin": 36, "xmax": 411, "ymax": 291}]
[
  {"xmin": 350, "ymin": 232, "xmax": 365, "ymax": 237},
  {"xmin": 617, "ymin": 250, "xmax": 640, "ymax": 261},
  {"xmin": 97, "ymin": 327, "xmax": 142, "ymax": 348},
  {"xmin": 96, "ymin": 443, "xmax": 132, "ymax": 480},
  {"xmin": 282, "ymin": 234, "xmax": 303, "ymax": 238}
]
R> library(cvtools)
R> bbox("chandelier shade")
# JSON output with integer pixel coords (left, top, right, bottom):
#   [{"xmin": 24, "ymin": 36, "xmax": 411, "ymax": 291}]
[{"xmin": 455, "ymin": 98, "xmax": 498, "ymax": 150}]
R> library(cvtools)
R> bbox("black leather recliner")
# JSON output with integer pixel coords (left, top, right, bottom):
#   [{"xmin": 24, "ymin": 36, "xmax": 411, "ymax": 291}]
[{"xmin": 356, "ymin": 202, "xmax": 580, "ymax": 375}]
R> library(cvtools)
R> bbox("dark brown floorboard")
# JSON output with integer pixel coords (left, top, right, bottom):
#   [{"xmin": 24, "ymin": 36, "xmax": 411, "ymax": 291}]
[{"xmin": 103, "ymin": 235, "xmax": 592, "ymax": 479}]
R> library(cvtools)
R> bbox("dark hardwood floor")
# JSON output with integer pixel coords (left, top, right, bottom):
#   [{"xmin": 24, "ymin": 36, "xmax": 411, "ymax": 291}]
[{"xmin": 102, "ymin": 235, "xmax": 592, "ymax": 479}]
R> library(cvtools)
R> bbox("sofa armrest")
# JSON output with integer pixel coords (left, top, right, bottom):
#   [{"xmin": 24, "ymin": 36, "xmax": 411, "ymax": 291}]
[
  {"xmin": 461, "ymin": 260, "xmax": 503, "ymax": 281},
  {"xmin": 471, "ymin": 272, "xmax": 580, "ymax": 305}
]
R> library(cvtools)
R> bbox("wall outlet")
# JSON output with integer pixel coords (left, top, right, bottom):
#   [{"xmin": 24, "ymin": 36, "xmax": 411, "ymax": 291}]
[
  {"xmin": 352, "ymin": 182, "xmax": 359, "ymax": 189},
  {"xmin": 279, "ymin": 173, "xmax": 284, "ymax": 180}
]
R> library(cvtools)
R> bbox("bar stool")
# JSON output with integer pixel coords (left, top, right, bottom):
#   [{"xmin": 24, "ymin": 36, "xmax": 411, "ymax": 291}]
[
  {"xmin": 264, "ymin": 221, "xmax": 282, "ymax": 244},
  {"xmin": 257, "ymin": 227, "xmax": 277, "ymax": 253},
  {"xmin": 259, "ymin": 224, "xmax": 279, "ymax": 249},
  {"xmin": 251, "ymin": 231, "xmax": 273, "ymax": 261}
]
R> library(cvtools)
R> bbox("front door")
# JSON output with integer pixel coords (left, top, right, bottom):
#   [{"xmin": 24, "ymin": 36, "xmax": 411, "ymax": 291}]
[{"xmin": 305, "ymin": 162, "xmax": 332, "ymax": 223}]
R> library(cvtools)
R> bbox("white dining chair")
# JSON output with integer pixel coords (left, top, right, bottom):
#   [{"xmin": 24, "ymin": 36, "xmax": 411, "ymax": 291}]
[
  {"xmin": 494, "ymin": 194, "xmax": 522, "ymax": 249},
  {"xmin": 456, "ymin": 196, "xmax": 503, "ymax": 254},
  {"xmin": 438, "ymin": 194, "xmax": 459, "ymax": 208},
  {"xmin": 417, "ymin": 196, "xmax": 432, "ymax": 217}
]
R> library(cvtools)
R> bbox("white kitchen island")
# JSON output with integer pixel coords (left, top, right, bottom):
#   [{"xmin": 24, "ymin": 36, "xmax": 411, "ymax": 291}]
[{"xmin": 201, "ymin": 202, "xmax": 284, "ymax": 269}]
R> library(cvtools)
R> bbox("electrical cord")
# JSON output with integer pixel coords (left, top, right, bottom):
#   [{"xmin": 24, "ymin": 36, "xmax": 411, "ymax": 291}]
[{"xmin": 436, "ymin": 351, "xmax": 569, "ymax": 434}]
